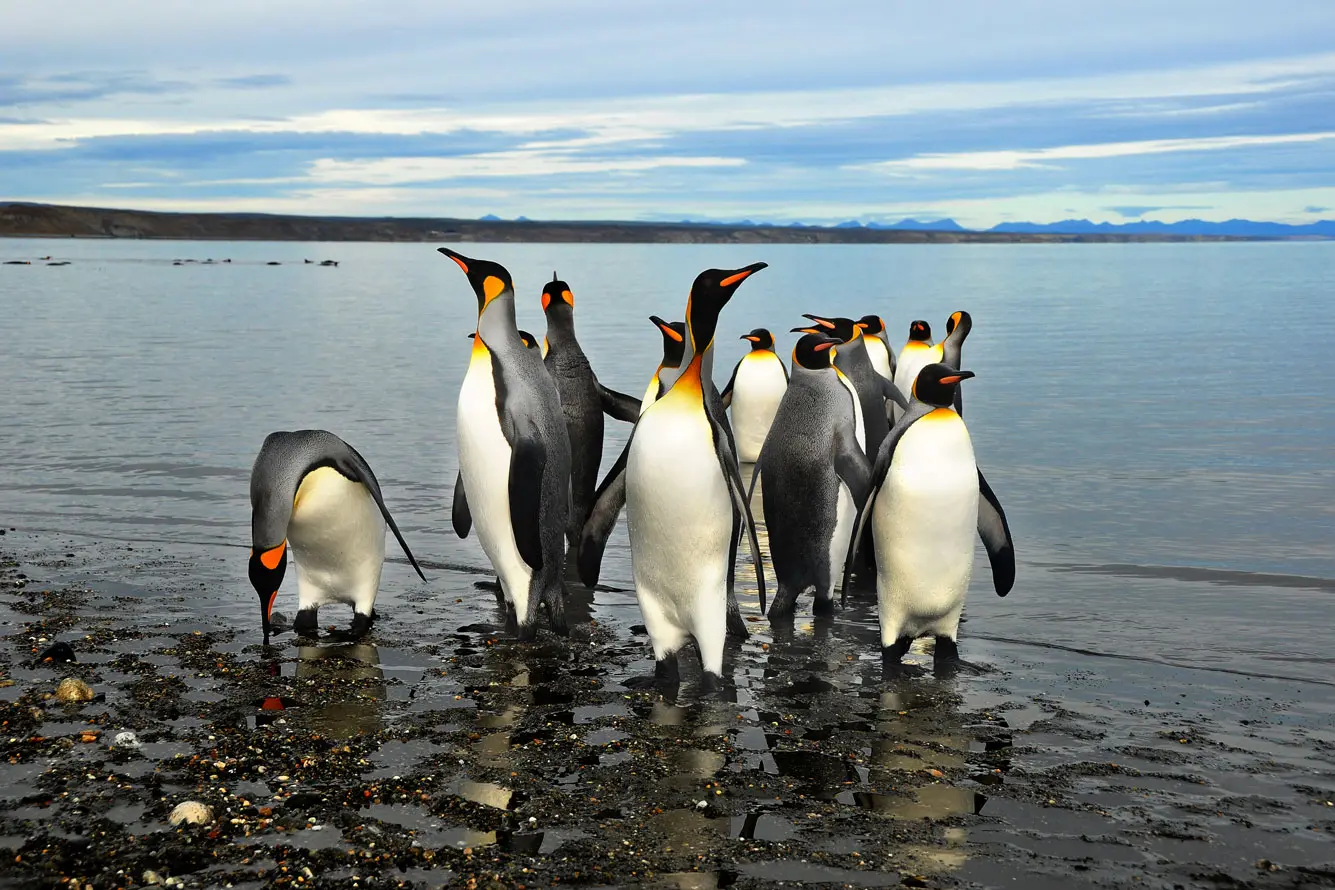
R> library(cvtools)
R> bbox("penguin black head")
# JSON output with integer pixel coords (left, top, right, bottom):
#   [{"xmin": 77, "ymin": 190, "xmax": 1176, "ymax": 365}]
[
  {"xmin": 799, "ymin": 314, "xmax": 859, "ymax": 342},
  {"xmin": 685, "ymin": 262, "xmax": 767, "ymax": 352},
  {"xmin": 740, "ymin": 328, "xmax": 775, "ymax": 351},
  {"xmin": 650, "ymin": 315, "xmax": 687, "ymax": 368},
  {"xmin": 437, "ymin": 247, "xmax": 514, "ymax": 313},
  {"xmin": 857, "ymin": 315, "xmax": 886, "ymax": 336},
  {"xmin": 908, "ymin": 320, "xmax": 932, "ymax": 342},
  {"xmin": 248, "ymin": 541, "xmax": 288, "ymax": 644},
  {"xmin": 944, "ymin": 310, "xmax": 972, "ymax": 339},
  {"xmin": 541, "ymin": 274, "xmax": 575, "ymax": 315},
  {"xmin": 913, "ymin": 363, "xmax": 975, "ymax": 407},
  {"xmin": 792, "ymin": 332, "xmax": 839, "ymax": 370}
]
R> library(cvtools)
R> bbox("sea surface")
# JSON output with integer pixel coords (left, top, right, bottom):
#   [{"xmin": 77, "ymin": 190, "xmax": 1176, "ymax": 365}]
[{"xmin": 1, "ymin": 237, "xmax": 1332, "ymax": 682}]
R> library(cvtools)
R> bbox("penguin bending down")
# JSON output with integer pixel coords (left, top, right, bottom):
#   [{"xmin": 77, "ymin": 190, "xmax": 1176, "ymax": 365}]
[
  {"xmin": 618, "ymin": 263, "xmax": 769, "ymax": 688},
  {"xmin": 892, "ymin": 320, "xmax": 934, "ymax": 422},
  {"xmin": 796, "ymin": 314, "xmax": 907, "ymax": 463},
  {"xmin": 442, "ymin": 248, "xmax": 572, "ymax": 639},
  {"xmin": 857, "ymin": 315, "xmax": 896, "ymax": 382},
  {"xmin": 539, "ymin": 275, "xmax": 641, "ymax": 549},
  {"xmin": 248, "ymin": 430, "xmax": 427, "ymax": 643},
  {"xmin": 842, "ymin": 363, "xmax": 1015, "ymax": 675},
  {"xmin": 750, "ymin": 333, "xmax": 870, "ymax": 618},
  {"xmin": 720, "ymin": 328, "xmax": 788, "ymax": 463}
]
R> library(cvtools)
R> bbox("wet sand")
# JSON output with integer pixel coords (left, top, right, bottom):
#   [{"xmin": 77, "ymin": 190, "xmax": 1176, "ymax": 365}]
[{"xmin": 0, "ymin": 533, "xmax": 1332, "ymax": 890}]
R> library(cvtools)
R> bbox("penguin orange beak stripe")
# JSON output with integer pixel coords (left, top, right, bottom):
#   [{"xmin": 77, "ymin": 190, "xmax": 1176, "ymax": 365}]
[
  {"xmin": 445, "ymin": 255, "xmax": 469, "ymax": 274},
  {"xmin": 742, "ymin": 335, "xmax": 760, "ymax": 342},
  {"xmin": 719, "ymin": 268, "xmax": 757, "ymax": 288},
  {"xmin": 659, "ymin": 324, "xmax": 683, "ymax": 342},
  {"xmin": 814, "ymin": 342, "xmax": 834, "ymax": 352}
]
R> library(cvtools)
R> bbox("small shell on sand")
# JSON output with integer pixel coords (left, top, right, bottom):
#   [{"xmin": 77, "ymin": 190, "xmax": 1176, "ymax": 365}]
[
  {"xmin": 55, "ymin": 677, "xmax": 94, "ymax": 703},
  {"xmin": 168, "ymin": 801, "xmax": 213, "ymax": 826}
]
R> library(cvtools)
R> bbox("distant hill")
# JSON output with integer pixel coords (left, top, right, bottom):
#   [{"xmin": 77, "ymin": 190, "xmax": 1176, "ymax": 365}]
[
  {"xmin": 0, "ymin": 201, "xmax": 1292, "ymax": 244},
  {"xmin": 987, "ymin": 218, "xmax": 1335, "ymax": 237}
]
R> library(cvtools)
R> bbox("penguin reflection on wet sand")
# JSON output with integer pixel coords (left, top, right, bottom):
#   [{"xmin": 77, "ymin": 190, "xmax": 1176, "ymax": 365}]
[
  {"xmin": 617, "ymin": 263, "xmax": 769, "ymax": 690},
  {"xmin": 721, "ymin": 328, "xmax": 788, "ymax": 463},
  {"xmin": 540, "ymin": 274, "xmax": 641, "ymax": 550},
  {"xmin": 442, "ymin": 248, "xmax": 572, "ymax": 639},
  {"xmin": 843, "ymin": 363, "xmax": 1015, "ymax": 676},
  {"xmin": 248, "ymin": 430, "xmax": 427, "ymax": 643},
  {"xmin": 750, "ymin": 333, "xmax": 870, "ymax": 618}
]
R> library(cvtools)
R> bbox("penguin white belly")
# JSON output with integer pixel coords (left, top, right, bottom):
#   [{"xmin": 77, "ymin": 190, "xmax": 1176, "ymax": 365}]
[
  {"xmin": 867, "ymin": 338, "xmax": 893, "ymax": 381},
  {"xmin": 625, "ymin": 403, "xmax": 731, "ymax": 673},
  {"xmin": 827, "ymin": 481, "xmax": 857, "ymax": 596},
  {"xmin": 730, "ymin": 356, "xmax": 787, "ymax": 463},
  {"xmin": 457, "ymin": 356, "xmax": 534, "ymax": 617},
  {"xmin": 892, "ymin": 347, "xmax": 937, "ymax": 421},
  {"xmin": 287, "ymin": 466, "xmax": 387, "ymax": 616},
  {"xmin": 872, "ymin": 413, "xmax": 978, "ymax": 646}
]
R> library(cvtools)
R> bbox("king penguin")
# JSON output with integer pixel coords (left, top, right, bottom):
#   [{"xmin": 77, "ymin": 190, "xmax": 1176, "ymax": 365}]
[
  {"xmin": 441, "ymin": 248, "xmax": 572, "ymax": 639},
  {"xmin": 843, "ymin": 363, "xmax": 1015, "ymax": 675},
  {"xmin": 539, "ymin": 274, "xmax": 641, "ymax": 549},
  {"xmin": 720, "ymin": 328, "xmax": 788, "ymax": 463},
  {"xmin": 749, "ymin": 333, "xmax": 870, "ymax": 618},
  {"xmin": 795, "ymin": 315, "xmax": 907, "ymax": 477},
  {"xmin": 616, "ymin": 263, "xmax": 769, "ymax": 689},
  {"xmin": 470, "ymin": 331, "xmax": 540, "ymax": 349},
  {"xmin": 892, "ymin": 320, "xmax": 934, "ymax": 422},
  {"xmin": 857, "ymin": 315, "xmax": 896, "ymax": 383},
  {"xmin": 248, "ymin": 429, "xmax": 427, "ymax": 643},
  {"xmin": 640, "ymin": 315, "xmax": 687, "ymax": 413},
  {"xmin": 931, "ymin": 310, "xmax": 972, "ymax": 415}
]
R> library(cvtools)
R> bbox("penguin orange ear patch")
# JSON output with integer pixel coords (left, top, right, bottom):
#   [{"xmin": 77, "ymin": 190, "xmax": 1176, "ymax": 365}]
[
  {"xmin": 561, "ymin": 290, "xmax": 574, "ymax": 306},
  {"xmin": 483, "ymin": 275, "xmax": 506, "ymax": 301},
  {"xmin": 541, "ymin": 292, "xmax": 552, "ymax": 311},
  {"xmin": 259, "ymin": 541, "xmax": 286, "ymax": 570}
]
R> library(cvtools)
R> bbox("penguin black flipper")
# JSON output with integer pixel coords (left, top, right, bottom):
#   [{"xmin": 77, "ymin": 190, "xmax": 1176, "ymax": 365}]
[
  {"xmin": 578, "ymin": 433, "xmax": 631, "ymax": 587},
  {"xmin": 977, "ymin": 469, "xmax": 1014, "ymax": 596},
  {"xmin": 452, "ymin": 471, "xmax": 471, "ymax": 538},
  {"xmin": 705, "ymin": 405, "xmax": 767, "ymax": 614},
  {"xmin": 831, "ymin": 423, "xmax": 872, "ymax": 507},
  {"xmin": 332, "ymin": 443, "xmax": 429, "ymax": 583},
  {"xmin": 841, "ymin": 404, "xmax": 933, "ymax": 601},
  {"xmin": 508, "ymin": 431, "xmax": 548, "ymax": 573},
  {"xmin": 597, "ymin": 383, "xmax": 642, "ymax": 423},
  {"xmin": 880, "ymin": 376, "xmax": 910, "ymax": 412},
  {"xmin": 720, "ymin": 359, "xmax": 741, "ymax": 409}
]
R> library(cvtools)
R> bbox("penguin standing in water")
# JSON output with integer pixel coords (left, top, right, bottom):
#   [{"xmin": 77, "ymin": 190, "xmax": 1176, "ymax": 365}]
[
  {"xmin": 893, "ymin": 320, "xmax": 934, "ymax": 421},
  {"xmin": 442, "ymin": 248, "xmax": 572, "ymax": 639},
  {"xmin": 248, "ymin": 430, "xmax": 427, "ymax": 643},
  {"xmin": 750, "ymin": 333, "xmax": 870, "ymax": 618},
  {"xmin": 933, "ymin": 310, "xmax": 972, "ymax": 415},
  {"xmin": 843, "ymin": 363, "xmax": 1015, "ymax": 675},
  {"xmin": 857, "ymin": 315, "xmax": 896, "ymax": 383},
  {"xmin": 796, "ymin": 315, "xmax": 907, "ymax": 463},
  {"xmin": 720, "ymin": 328, "xmax": 788, "ymax": 463},
  {"xmin": 539, "ymin": 275, "xmax": 641, "ymax": 549},
  {"xmin": 618, "ymin": 263, "xmax": 769, "ymax": 688}
]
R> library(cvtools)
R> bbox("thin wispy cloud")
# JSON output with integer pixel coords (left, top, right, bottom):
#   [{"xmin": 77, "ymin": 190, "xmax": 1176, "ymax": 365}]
[{"xmin": 2, "ymin": 1, "xmax": 1333, "ymax": 226}]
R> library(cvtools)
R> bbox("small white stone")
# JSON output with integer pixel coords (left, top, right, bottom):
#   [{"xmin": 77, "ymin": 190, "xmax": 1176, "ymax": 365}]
[
  {"xmin": 167, "ymin": 801, "xmax": 213, "ymax": 826},
  {"xmin": 111, "ymin": 731, "xmax": 140, "ymax": 749},
  {"xmin": 142, "ymin": 871, "xmax": 162, "ymax": 885},
  {"xmin": 696, "ymin": 800, "xmax": 708, "ymax": 809}
]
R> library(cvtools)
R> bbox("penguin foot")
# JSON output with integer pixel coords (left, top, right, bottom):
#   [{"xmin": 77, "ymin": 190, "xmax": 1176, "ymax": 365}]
[
  {"xmin": 543, "ymin": 594, "xmax": 569, "ymax": 637},
  {"xmin": 345, "ymin": 613, "xmax": 374, "ymax": 641},
  {"xmin": 932, "ymin": 637, "xmax": 986, "ymax": 676},
  {"xmin": 624, "ymin": 655, "xmax": 681, "ymax": 690},
  {"xmin": 514, "ymin": 620, "xmax": 538, "ymax": 643},
  {"xmin": 881, "ymin": 637, "xmax": 919, "ymax": 679},
  {"xmin": 726, "ymin": 606, "xmax": 750, "ymax": 640},
  {"xmin": 698, "ymin": 671, "xmax": 725, "ymax": 694},
  {"xmin": 293, "ymin": 609, "xmax": 320, "ymax": 638},
  {"xmin": 812, "ymin": 595, "xmax": 837, "ymax": 618}
]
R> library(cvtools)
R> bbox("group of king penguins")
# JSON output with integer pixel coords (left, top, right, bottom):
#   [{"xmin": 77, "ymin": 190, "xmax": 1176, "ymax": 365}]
[{"xmin": 247, "ymin": 248, "xmax": 1014, "ymax": 689}]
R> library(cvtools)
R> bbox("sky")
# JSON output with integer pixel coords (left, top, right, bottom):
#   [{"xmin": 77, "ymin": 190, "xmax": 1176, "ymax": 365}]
[{"xmin": 1, "ymin": 1, "xmax": 1333, "ymax": 228}]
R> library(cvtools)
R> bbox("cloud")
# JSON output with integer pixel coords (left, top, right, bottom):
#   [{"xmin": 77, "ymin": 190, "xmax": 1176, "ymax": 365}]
[
  {"xmin": 307, "ymin": 152, "xmax": 746, "ymax": 185},
  {"xmin": 1106, "ymin": 204, "xmax": 1213, "ymax": 218},
  {"xmin": 1304, "ymin": 204, "xmax": 1330, "ymax": 213},
  {"xmin": 855, "ymin": 131, "xmax": 1335, "ymax": 173},
  {"xmin": 215, "ymin": 74, "xmax": 292, "ymax": 90}
]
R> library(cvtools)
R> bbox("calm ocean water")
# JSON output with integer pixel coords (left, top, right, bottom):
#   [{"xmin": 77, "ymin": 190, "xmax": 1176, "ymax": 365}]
[{"xmin": 1, "ymin": 237, "xmax": 1332, "ymax": 683}]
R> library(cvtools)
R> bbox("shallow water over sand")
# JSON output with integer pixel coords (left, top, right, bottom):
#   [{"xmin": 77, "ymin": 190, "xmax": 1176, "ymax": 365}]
[{"xmin": 0, "ymin": 238, "xmax": 1332, "ymax": 887}]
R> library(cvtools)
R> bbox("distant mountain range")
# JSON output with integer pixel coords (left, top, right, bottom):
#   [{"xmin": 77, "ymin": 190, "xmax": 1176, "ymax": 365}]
[{"xmin": 672, "ymin": 216, "xmax": 1334, "ymax": 238}]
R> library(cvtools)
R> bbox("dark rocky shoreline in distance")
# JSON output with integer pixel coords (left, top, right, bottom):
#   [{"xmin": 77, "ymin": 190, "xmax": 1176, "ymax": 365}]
[{"xmin": 0, "ymin": 202, "xmax": 1255, "ymax": 244}]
